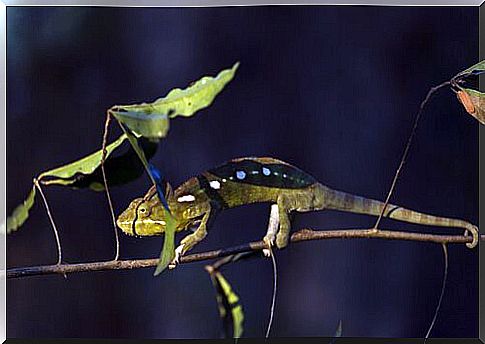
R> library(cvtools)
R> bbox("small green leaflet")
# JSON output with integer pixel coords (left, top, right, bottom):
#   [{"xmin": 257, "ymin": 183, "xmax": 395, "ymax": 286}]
[
  {"xmin": 153, "ymin": 211, "xmax": 176, "ymax": 276},
  {"xmin": 115, "ymin": 62, "xmax": 239, "ymax": 120},
  {"xmin": 209, "ymin": 270, "xmax": 244, "ymax": 338},
  {"xmin": 6, "ymin": 187, "xmax": 36, "ymax": 234}
]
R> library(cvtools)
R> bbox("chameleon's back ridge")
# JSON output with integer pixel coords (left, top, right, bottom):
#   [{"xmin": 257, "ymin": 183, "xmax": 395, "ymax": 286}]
[{"xmin": 207, "ymin": 157, "xmax": 317, "ymax": 190}]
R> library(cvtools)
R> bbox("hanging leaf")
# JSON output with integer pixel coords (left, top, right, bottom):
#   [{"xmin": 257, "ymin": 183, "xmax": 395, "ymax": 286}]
[
  {"xmin": 456, "ymin": 88, "xmax": 485, "ymax": 124},
  {"xmin": 208, "ymin": 270, "xmax": 244, "ymax": 338},
  {"xmin": 6, "ymin": 187, "xmax": 36, "ymax": 234},
  {"xmin": 153, "ymin": 211, "xmax": 177, "ymax": 276},
  {"xmin": 115, "ymin": 62, "xmax": 239, "ymax": 120},
  {"xmin": 6, "ymin": 133, "xmax": 158, "ymax": 233},
  {"xmin": 144, "ymin": 161, "xmax": 177, "ymax": 276},
  {"xmin": 38, "ymin": 133, "xmax": 129, "ymax": 186}
]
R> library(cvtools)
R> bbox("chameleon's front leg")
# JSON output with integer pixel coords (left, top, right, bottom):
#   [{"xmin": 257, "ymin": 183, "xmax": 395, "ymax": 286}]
[{"xmin": 169, "ymin": 210, "xmax": 212, "ymax": 269}]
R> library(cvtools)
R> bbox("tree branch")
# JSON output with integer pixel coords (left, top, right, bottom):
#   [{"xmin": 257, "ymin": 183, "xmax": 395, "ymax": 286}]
[{"xmin": 6, "ymin": 228, "xmax": 482, "ymax": 279}]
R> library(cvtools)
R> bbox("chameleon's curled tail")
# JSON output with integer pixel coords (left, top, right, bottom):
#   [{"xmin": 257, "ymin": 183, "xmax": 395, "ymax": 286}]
[{"xmin": 318, "ymin": 184, "xmax": 479, "ymax": 248}]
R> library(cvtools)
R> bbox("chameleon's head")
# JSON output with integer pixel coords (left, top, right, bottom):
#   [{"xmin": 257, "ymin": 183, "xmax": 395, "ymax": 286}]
[{"xmin": 116, "ymin": 185, "xmax": 174, "ymax": 237}]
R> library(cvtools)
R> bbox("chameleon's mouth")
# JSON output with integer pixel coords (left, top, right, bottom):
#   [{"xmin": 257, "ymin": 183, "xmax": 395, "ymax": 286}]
[
  {"xmin": 116, "ymin": 215, "xmax": 168, "ymax": 236},
  {"xmin": 116, "ymin": 217, "xmax": 136, "ymax": 236}
]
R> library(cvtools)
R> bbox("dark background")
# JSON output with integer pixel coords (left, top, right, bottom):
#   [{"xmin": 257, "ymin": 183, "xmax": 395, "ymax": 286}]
[{"xmin": 6, "ymin": 6, "xmax": 479, "ymax": 339}]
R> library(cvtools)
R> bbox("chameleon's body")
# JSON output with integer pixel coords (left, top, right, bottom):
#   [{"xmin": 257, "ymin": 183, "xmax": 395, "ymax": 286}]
[{"xmin": 116, "ymin": 157, "xmax": 479, "ymax": 264}]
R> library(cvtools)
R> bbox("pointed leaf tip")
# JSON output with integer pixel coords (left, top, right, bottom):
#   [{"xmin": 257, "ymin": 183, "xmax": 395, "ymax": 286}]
[{"xmin": 154, "ymin": 210, "xmax": 177, "ymax": 276}]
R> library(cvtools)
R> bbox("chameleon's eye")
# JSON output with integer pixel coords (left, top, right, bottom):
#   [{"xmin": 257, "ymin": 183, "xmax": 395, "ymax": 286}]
[{"xmin": 138, "ymin": 204, "xmax": 150, "ymax": 217}]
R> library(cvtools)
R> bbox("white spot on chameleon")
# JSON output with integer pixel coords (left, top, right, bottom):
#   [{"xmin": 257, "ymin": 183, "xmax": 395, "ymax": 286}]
[
  {"xmin": 262, "ymin": 167, "xmax": 271, "ymax": 176},
  {"xmin": 209, "ymin": 180, "xmax": 221, "ymax": 189},
  {"xmin": 177, "ymin": 194, "xmax": 195, "ymax": 202}
]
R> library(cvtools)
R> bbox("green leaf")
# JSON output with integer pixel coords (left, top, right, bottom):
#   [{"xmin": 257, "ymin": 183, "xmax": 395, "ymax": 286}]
[
  {"xmin": 154, "ymin": 211, "xmax": 177, "ymax": 276},
  {"xmin": 117, "ymin": 62, "xmax": 239, "ymax": 120},
  {"xmin": 6, "ymin": 187, "xmax": 36, "ymax": 234},
  {"xmin": 111, "ymin": 111, "xmax": 170, "ymax": 140},
  {"xmin": 38, "ymin": 133, "xmax": 129, "ymax": 186},
  {"xmin": 6, "ymin": 133, "xmax": 158, "ymax": 233},
  {"xmin": 456, "ymin": 88, "xmax": 485, "ymax": 124},
  {"xmin": 455, "ymin": 60, "xmax": 485, "ymax": 78},
  {"xmin": 209, "ymin": 270, "xmax": 244, "ymax": 338}
]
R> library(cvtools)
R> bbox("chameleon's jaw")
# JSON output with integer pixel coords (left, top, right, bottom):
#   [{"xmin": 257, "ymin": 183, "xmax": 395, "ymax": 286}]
[{"xmin": 116, "ymin": 212, "xmax": 136, "ymax": 236}]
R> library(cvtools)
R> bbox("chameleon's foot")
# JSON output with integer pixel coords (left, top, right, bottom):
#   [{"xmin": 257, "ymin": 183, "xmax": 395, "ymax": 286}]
[
  {"xmin": 168, "ymin": 243, "xmax": 186, "ymax": 269},
  {"xmin": 263, "ymin": 204, "xmax": 279, "ymax": 257},
  {"xmin": 263, "ymin": 236, "xmax": 274, "ymax": 257}
]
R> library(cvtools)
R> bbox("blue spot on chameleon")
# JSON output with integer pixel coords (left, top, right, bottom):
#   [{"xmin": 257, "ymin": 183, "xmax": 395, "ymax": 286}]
[
  {"xmin": 262, "ymin": 167, "xmax": 271, "ymax": 176},
  {"xmin": 236, "ymin": 170, "xmax": 246, "ymax": 180}
]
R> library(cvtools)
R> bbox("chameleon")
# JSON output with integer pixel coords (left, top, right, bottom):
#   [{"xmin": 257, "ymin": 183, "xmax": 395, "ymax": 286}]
[{"xmin": 116, "ymin": 157, "xmax": 479, "ymax": 267}]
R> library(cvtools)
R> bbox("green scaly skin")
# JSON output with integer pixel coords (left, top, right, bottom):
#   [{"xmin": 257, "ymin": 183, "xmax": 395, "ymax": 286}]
[{"xmin": 116, "ymin": 157, "xmax": 479, "ymax": 265}]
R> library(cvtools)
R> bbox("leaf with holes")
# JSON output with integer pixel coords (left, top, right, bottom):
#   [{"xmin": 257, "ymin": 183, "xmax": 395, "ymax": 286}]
[{"xmin": 114, "ymin": 62, "xmax": 239, "ymax": 123}]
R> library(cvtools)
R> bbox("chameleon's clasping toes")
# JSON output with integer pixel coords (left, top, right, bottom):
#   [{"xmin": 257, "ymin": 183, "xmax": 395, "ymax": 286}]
[
  {"xmin": 263, "ymin": 236, "xmax": 274, "ymax": 257},
  {"xmin": 168, "ymin": 243, "xmax": 186, "ymax": 269}
]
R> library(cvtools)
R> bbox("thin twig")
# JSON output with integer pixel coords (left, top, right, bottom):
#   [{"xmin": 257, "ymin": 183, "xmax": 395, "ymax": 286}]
[
  {"xmin": 6, "ymin": 228, "xmax": 482, "ymax": 279},
  {"xmin": 373, "ymin": 81, "xmax": 451, "ymax": 230},
  {"xmin": 100, "ymin": 110, "xmax": 120, "ymax": 261},
  {"xmin": 33, "ymin": 179, "xmax": 63, "ymax": 265}
]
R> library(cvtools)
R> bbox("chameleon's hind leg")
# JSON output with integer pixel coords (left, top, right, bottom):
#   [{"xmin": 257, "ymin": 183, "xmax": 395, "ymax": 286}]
[
  {"xmin": 275, "ymin": 195, "xmax": 292, "ymax": 249},
  {"xmin": 263, "ymin": 204, "xmax": 279, "ymax": 257}
]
